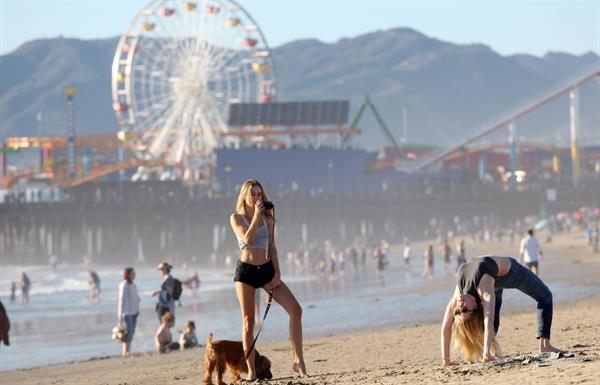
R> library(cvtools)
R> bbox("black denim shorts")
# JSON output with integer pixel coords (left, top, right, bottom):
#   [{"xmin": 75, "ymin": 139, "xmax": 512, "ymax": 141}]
[{"xmin": 234, "ymin": 259, "xmax": 275, "ymax": 288}]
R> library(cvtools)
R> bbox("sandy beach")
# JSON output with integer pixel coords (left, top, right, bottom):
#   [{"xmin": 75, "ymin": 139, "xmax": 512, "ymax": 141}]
[{"xmin": 2, "ymin": 231, "xmax": 599, "ymax": 385}]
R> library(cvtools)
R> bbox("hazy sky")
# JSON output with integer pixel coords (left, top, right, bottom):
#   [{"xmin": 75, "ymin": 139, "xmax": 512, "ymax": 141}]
[{"xmin": 0, "ymin": 0, "xmax": 599, "ymax": 57}]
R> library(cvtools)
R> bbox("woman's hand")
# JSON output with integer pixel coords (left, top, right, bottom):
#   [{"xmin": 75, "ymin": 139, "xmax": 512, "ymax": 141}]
[
  {"xmin": 254, "ymin": 200, "xmax": 264, "ymax": 218},
  {"xmin": 272, "ymin": 270, "xmax": 282, "ymax": 289}
]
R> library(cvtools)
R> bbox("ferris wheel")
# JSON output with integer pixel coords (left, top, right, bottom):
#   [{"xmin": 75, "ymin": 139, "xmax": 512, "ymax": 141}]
[{"xmin": 111, "ymin": 0, "xmax": 276, "ymax": 180}]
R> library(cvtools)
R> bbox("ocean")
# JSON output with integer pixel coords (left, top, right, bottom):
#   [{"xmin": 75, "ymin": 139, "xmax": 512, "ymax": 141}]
[{"xmin": 0, "ymin": 257, "xmax": 596, "ymax": 371}]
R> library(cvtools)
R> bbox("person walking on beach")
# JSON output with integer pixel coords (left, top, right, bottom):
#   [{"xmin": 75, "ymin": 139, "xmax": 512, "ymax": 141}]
[
  {"xmin": 117, "ymin": 267, "xmax": 140, "ymax": 356},
  {"xmin": 19, "ymin": 272, "xmax": 30, "ymax": 304},
  {"xmin": 89, "ymin": 270, "xmax": 101, "ymax": 300},
  {"xmin": 593, "ymin": 224, "xmax": 599, "ymax": 254},
  {"xmin": 455, "ymin": 239, "xmax": 467, "ymax": 271},
  {"xmin": 441, "ymin": 239, "xmax": 452, "ymax": 276},
  {"xmin": 402, "ymin": 242, "xmax": 411, "ymax": 269},
  {"xmin": 372, "ymin": 246, "xmax": 387, "ymax": 285},
  {"xmin": 519, "ymin": 229, "xmax": 543, "ymax": 275},
  {"xmin": 9, "ymin": 282, "xmax": 16, "ymax": 303},
  {"xmin": 422, "ymin": 244, "xmax": 434, "ymax": 279},
  {"xmin": 153, "ymin": 261, "xmax": 176, "ymax": 324},
  {"xmin": 440, "ymin": 256, "xmax": 563, "ymax": 365},
  {"xmin": 230, "ymin": 179, "xmax": 307, "ymax": 380}
]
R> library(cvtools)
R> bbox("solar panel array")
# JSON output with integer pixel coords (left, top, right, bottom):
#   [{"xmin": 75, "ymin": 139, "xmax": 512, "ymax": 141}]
[{"xmin": 228, "ymin": 101, "xmax": 349, "ymax": 126}]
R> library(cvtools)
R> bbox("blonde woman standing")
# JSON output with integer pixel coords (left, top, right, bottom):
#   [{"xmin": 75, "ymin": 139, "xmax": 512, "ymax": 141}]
[{"xmin": 230, "ymin": 179, "xmax": 307, "ymax": 381}]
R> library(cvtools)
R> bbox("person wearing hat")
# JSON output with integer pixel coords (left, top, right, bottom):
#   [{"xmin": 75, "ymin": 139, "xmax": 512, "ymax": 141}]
[{"xmin": 153, "ymin": 261, "xmax": 176, "ymax": 324}]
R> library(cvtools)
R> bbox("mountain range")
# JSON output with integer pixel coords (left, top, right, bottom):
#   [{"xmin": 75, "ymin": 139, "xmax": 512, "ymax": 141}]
[{"xmin": 1, "ymin": 27, "xmax": 599, "ymax": 150}]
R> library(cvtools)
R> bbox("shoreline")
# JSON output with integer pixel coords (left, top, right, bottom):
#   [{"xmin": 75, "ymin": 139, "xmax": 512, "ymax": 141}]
[
  {"xmin": 2, "ymin": 296, "xmax": 599, "ymax": 384},
  {"xmin": 2, "ymin": 231, "xmax": 600, "ymax": 384}
]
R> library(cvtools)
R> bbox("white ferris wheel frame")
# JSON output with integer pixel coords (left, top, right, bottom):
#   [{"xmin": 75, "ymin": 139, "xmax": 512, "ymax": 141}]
[{"xmin": 111, "ymin": 0, "xmax": 277, "ymax": 178}]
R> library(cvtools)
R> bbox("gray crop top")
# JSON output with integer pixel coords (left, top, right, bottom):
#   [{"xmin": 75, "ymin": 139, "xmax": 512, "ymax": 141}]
[
  {"xmin": 236, "ymin": 216, "xmax": 269, "ymax": 251},
  {"xmin": 456, "ymin": 256, "xmax": 499, "ymax": 303}
]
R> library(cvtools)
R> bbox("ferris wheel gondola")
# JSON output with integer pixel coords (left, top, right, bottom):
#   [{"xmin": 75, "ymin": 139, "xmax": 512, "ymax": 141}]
[{"xmin": 111, "ymin": 0, "xmax": 276, "ymax": 181}]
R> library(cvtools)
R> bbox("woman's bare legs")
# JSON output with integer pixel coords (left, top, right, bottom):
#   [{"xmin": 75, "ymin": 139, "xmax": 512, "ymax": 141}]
[
  {"xmin": 265, "ymin": 282, "xmax": 307, "ymax": 376},
  {"xmin": 530, "ymin": 264, "xmax": 539, "ymax": 276},
  {"xmin": 235, "ymin": 282, "xmax": 257, "ymax": 380},
  {"xmin": 122, "ymin": 342, "xmax": 131, "ymax": 356}
]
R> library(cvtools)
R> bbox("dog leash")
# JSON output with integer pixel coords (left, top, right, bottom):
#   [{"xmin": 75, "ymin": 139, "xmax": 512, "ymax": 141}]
[{"xmin": 245, "ymin": 284, "xmax": 274, "ymax": 359}]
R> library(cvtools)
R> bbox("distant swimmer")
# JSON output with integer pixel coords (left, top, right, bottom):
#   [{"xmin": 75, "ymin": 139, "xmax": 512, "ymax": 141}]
[
  {"xmin": 183, "ymin": 272, "xmax": 200, "ymax": 296},
  {"xmin": 9, "ymin": 282, "xmax": 16, "ymax": 303},
  {"xmin": 89, "ymin": 270, "xmax": 101, "ymax": 300},
  {"xmin": 402, "ymin": 242, "xmax": 411, "ymax": 269},
  {"xmin": 422, "ymin": 244, "xmax": 434, "ymax": 279},
  {"xmin": 455, "ymin": 239, "xmax": 467, "ymax": 271},
  {"xmin": 19, "ymin": 272, "xmax": 31, "ymax": 304},
  {"xmin": 49, "ymin": 255, "xmax": 58, "ymax": 270},
  {"xmin": 441, "ymin": 239, "xmax": 452, "ymax": 276}
]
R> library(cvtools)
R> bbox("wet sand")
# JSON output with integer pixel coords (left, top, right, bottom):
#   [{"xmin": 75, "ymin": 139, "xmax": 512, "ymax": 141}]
[{"xmin": 2, "ymin": 231, "xmax": 599, "ymax": 385}]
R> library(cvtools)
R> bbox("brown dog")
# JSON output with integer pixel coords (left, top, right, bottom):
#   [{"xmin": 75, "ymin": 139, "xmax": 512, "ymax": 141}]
[{"xmin": 204, "ymin": 333, "xmax": 272, "ymax": 385}]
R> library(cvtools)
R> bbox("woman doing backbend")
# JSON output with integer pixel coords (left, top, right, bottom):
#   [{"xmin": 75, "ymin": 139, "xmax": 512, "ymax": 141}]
[
  {"xmin": 230, "ymin": 179, "xmax": 307, "ymax": 381},
  {"xmin": 440, "ymin": 256, "xmax": 563, "ymax": 365}
]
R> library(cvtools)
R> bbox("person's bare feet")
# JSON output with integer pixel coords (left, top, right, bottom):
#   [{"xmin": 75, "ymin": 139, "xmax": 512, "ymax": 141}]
[
  {"xmin": 539, "ymin": 338, "xmax": 565, "ymax": 354},
  {"xmin": 540, "ymin": 346, "xmax": 565, "ymax": 354},
  {"xmin": 292, "ymin": 362, "xmax": 308, "ymax": 377}
]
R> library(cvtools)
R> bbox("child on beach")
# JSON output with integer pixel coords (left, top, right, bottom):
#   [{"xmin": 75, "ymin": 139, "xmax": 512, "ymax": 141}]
[
  {"xmin": 178, "ymin": 320, "xmax": 198, "ymax": 349},
  {"xmin": 155, "ymin": 312, "xmax": 179, "ymax": 353}
]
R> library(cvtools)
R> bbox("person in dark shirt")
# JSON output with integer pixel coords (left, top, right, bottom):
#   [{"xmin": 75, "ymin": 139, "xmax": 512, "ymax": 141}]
[
  {"xmin": 153, "ymin": 262, "xmax": 175, "ymax": 324},
  {"xmin": 0, "ymin": 300, "xmax": 9, "ymax": 347},
  {"xmin": 89, "ymin": 270, "xmax": 101, "ymax": 300}
]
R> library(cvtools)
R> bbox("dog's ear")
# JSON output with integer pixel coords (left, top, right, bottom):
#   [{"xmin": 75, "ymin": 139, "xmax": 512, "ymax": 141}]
[{"xmin": 256, "ymin": 355, "xmax": 273, "ymax": 379}]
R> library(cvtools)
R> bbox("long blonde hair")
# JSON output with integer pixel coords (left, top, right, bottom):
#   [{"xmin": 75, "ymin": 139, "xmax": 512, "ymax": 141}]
[
  {"xmin": 235, "ymin": 179, "xmax": 275, "ymax": 221},
  {"xmin": 453, "ymin": 307, "xmax": 502, "ymax": 363}
]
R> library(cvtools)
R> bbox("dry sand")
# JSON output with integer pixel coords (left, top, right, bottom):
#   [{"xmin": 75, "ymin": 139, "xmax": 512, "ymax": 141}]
[{"xmin": 2, "ymin": 231, "xmax": 599, "ymax": 385}]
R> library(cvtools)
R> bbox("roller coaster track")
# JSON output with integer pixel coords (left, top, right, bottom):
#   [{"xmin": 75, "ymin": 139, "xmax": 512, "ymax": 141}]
[
  {"xmin": 65, "ymin": 158, "xmax": 165, "ymax": 188},
  {"xmin": 411, "ymin": 63, "xmax": 600, "ymax": 171},
  {"xmin": 441, "ymin": 141, "xmax": 565, "ymax": 161},
  {"xmin": 0, "ymin": 169, "xmax": 38, "ymax": 189},
  {"xmin": 1, "ymin": 158, "xmax": 168, "ymax": 189}
]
